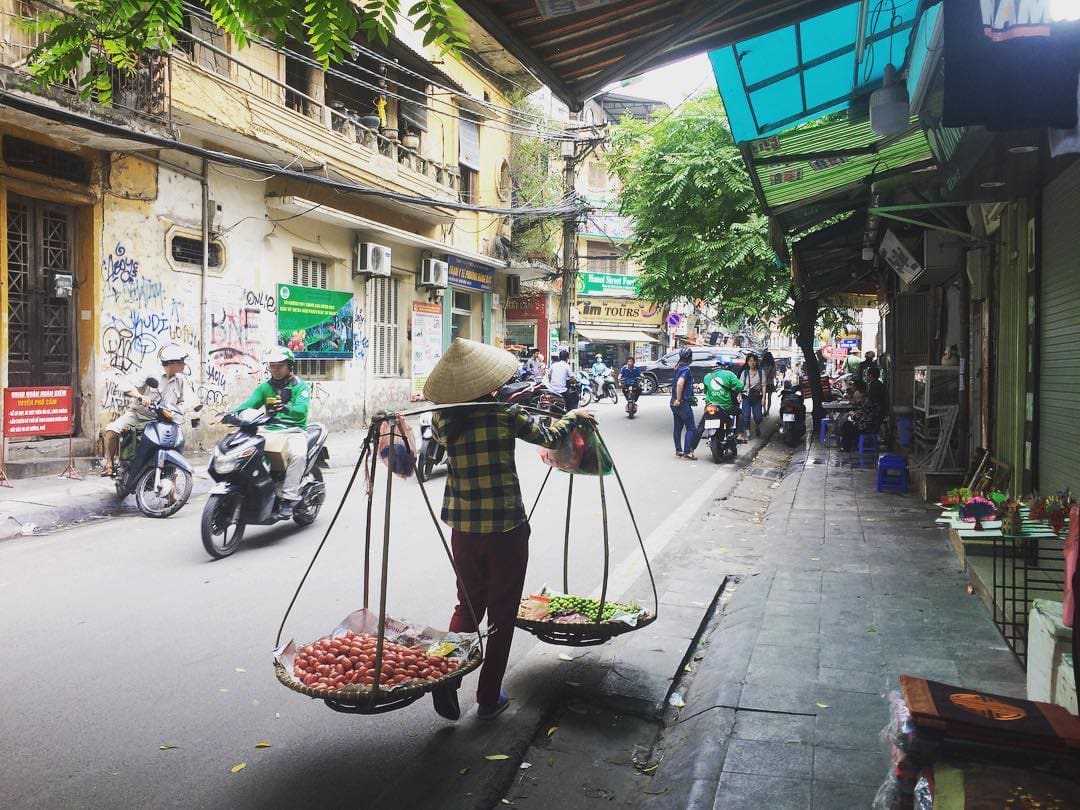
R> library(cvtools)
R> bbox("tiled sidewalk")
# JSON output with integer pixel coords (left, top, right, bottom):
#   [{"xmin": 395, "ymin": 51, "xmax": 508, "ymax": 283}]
[{"xmin": 688, "ymin": 442, "xmax": 1026, "ymax": 809}]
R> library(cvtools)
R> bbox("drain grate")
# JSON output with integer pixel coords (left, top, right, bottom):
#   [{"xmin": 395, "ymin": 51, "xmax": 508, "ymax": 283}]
[{"xmin": 747, "ymin": 468, "xmax": 784, "ymax": 480}]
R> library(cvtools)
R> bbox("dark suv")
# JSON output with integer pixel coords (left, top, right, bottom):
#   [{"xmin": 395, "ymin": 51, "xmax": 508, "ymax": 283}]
[{"xmin": 639, "ymin": 348, "xmax": 747, "ymax": 395}]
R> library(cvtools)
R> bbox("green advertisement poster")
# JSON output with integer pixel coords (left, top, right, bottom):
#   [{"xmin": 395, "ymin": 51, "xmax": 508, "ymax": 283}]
[
  {"xmin": 576, "ymin": 271, "xmax": 639, "ymax": 297},
  {"xmin": 277, "ymin": 284, "xmax": 356, "ymax": 359}
]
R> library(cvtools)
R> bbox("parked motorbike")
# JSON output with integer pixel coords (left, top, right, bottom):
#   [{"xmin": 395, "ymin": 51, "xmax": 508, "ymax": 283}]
[
  {"xmin": 777, "ymin": 382, "xmax": 807, "ymax": 447},
  {"xmin": 200, "ymin": 390, "xmax": 329, "ymax": 559},
  {"xmin": 112, "ymin": 377, "xmax": 201, "ymax": 518},
  {"xmin": 593, "ymin": 370, "xmax": 619, "ymax": 404},
  {"xmin": 573, "ymin": 371, "xmax": 593, "ymax": 407},
  {"xmin": 623, "ymin": 383, "xmax": 641, "ymax": 418},
  {"xmin": 416, "ymin": 411, "xmax": 446, "ymax": 482},
  {"xmin": 700, "ymin": 403, "xmax": 739, "ymax": 464}
]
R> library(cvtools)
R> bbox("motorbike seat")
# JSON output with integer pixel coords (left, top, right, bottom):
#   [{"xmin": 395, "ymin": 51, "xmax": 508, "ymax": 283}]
[{"xmin": 306, "ymin": 423, "xmax": 327, "ymax": 451}]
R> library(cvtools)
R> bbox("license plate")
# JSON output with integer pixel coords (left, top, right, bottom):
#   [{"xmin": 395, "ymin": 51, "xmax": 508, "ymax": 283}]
[
  {"xmin": 783, "ymin": 413, "xmax": 796, "ymax": 422},
  {"xmin": 704, "ymin": 420, "xmax": 723, "ymax": 430}
]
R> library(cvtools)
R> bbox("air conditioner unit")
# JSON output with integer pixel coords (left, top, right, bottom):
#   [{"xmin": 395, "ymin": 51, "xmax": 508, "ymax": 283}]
[
  {"xmin": 506, "ymin": 273, "xmax": 521, "ymax": 299},
  {"xmin": 924, "ymin": 231, "xmax": 965, "ymax": 271},
  {"xmin": 419, "ymin": 258, "xmax": 448, "ymax": 288},
  {"xmin": 354, "ymin": 241, "xmax": 391, "ymax": 277},
  {"xmin": 966, "ymin": 247, "xmax": 989, "ymax": 301}
]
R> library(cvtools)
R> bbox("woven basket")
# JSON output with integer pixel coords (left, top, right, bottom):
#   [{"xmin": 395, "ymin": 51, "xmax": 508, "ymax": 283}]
[
  {"xmin": 274, "ymin": 647, "xmax": 482, "ymax": 714},
  {"xmin": 515, "ymin": 611, "xmax": 656, "ymax": 647}
]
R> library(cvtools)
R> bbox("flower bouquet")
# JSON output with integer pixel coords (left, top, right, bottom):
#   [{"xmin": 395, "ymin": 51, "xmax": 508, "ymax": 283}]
[
  {"xmin": 1029, "ymin": 489, "xmax": 1074, "ymax": 536},
  {"xmin": 941, "ymin": 487, "xmax": 972, "ymax": 509},
  {"xmin": 959, "ymin": 496, "xmax": 996, "ymax": 525}
]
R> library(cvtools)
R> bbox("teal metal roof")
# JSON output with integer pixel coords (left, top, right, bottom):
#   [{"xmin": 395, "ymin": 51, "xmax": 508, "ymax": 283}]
[{"xmin": 710, "ymin": 0, "xmax": 939, "ymax": 144}]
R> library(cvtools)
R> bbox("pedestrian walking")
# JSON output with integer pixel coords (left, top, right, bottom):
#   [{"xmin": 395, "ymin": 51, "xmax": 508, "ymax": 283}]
[
  {"xmin": 739, "ymin": 352, "xmax": 765, "ymax": 441},
  {"xmin": 670, "ymin": 347, "xmax": 697, "ymax": 459},
  {"xmin": 761, "ymin": 350, "xmax": 777, "ymax": 415},
  {"xmin": 423, "ymin": 338, "xmax": 595, "ymax": 722}
]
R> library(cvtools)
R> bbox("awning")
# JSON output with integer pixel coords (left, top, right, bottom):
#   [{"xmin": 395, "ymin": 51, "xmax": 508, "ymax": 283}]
[{"xmin": 576, "ymin": 327, "xmax": 658, "ymax": 343}]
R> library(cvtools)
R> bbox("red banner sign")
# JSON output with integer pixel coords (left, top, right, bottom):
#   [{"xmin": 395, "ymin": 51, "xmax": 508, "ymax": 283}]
[{"xmin": 3, "ymin": 387, "xmax": 74, "ymax": 437}]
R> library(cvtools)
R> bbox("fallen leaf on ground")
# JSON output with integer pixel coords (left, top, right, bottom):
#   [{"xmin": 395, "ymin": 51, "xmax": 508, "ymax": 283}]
[
  {"xmin": 230, "ymin": 763, "xmax": 246, "ymax": 773},
  {"xmin": 691, "ymin": 601, "xmax": 706, "ymax": 607},
  {"xmin": 815, "ymin": 702, "xmax": 830, "ymax": 709},
  {"xmin": 501, "ymin": 800, "xmax": 513, "ymax": 806},
  {"xmin": 866, "ymin": 625, "xmax": 878, "ymax": 633},
  {"xmin": 234, "ymin": 668, "xmax": 246, "ymax": 673},
  {"xmin": 684, "ymin": 664, "xmax": 692, "ymax": 672},
  {"xmin": 159, "ymin": 744, "xmax": 179, "ymax": 750},
  {"xmin": 669, "ymin": 692, "xmax": 685, "ymax": 708},
  {"xmin": 520, "ymin": 762, "xmax": 532, "ymax": 770},
  {"xmin": 547, "ymin": 726, "xmax": 559, "ymax": 737},
  {"xmin": 965, "ymin": 584, "xmax": 975, "ymax": 595},
  {"xmin": 218, "ymin": 688, "xmax": 229, "ymax": 693},
  {"xmin": 557, "ymin": 653, "xmax": 575, "ymax": 661},
  {"xmin": 459, "ymin": 767, "xmax": 470, "ymax": 776},
  {"xmin": 255, "ymin": 742, "xmax": 271, "ymax": 749},
  {"xmin": 486, "ymin": 754, "xmax": 511, "ymax": 761},
  {"xmin": 810, "ymin": 557, "xmax": 821, "ymax": 561},
  {"xmin": 565, "ymin": 681, "xmax": 581, "ymax": 687}
]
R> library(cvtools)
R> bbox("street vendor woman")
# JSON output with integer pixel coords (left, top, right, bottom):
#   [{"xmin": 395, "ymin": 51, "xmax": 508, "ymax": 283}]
[{"xmin": 424, "ymin": 338, "xmax": 595, "ymax": 721}]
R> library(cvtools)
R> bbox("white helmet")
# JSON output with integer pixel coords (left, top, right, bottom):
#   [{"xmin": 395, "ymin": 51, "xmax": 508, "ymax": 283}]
[
  {"xmin": 159, "ymin": 345, "xmax": 188, "ymax": 363},
  {"xmin": 265, "ymin": 347, "xmax": 296, "ymax": 365}
]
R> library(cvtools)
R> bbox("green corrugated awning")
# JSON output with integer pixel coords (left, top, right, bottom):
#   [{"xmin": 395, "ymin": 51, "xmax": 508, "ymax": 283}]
[{"xmin": 745, "ymin": 115, "xmax": 935, "ymax": 214}]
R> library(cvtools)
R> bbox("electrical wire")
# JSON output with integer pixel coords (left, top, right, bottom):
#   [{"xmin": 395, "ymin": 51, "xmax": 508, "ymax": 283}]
[{"xmin": 0, "ymin": 88, "xmax": 587, "ymax": 217}]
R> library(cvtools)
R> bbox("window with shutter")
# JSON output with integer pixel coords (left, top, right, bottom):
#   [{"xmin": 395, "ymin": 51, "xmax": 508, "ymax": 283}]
[
  {"xmin": 370, "ymin": 276, "xmax": 399, "ymax": 377},
  {"xmin": 291, "ymin": 254, "xmax": 331, "ymax": 379}
]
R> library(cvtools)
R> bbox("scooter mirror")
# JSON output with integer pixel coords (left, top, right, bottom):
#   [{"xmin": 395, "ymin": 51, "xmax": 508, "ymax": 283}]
[
  {"xmin": 279, "ymin": 388, "xmax": 292, "ymax": 405},
  {"xmin": 145, "ymin": 377, "xmax": 159, "ymax": 388}
]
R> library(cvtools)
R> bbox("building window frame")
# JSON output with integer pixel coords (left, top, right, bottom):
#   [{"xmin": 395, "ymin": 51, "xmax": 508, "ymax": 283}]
[{"xmin": 370, "ymin": 275, "xmax": 400, "ymax": 377}]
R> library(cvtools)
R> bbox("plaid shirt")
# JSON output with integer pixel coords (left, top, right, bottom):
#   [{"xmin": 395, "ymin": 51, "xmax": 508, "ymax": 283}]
[{"xmin": 433, "ymin": 404, "xmax": 578, "ymax": 534}]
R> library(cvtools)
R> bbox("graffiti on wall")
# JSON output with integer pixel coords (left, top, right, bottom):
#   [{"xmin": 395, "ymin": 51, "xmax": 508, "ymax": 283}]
[{"xmin": 352, "ymin": 309, "xmax": 369, "ymax": 362}]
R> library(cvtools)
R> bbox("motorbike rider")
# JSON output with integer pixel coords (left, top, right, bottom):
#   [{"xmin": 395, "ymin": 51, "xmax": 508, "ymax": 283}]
[
  {"xmin": 524, "ymin": 350, "xmax": 544, "ymax": 380},
  {"xmin": 101, "ymin": 344, "xmax": 194, "ymax": 477},
  {"xmin": 690, "ymin": 361, "xmax": 744, "ymax": 453},
  {"xmin": 591, "ymin": 353, "xmax": 609, "ymax": 378},
  {"xmin": 619, "ymin": 356, "xmax": 643, "ymax": 412},
  {"xmin": 227, "ymin": 347, "xmax": 312, "ymax": 518}
]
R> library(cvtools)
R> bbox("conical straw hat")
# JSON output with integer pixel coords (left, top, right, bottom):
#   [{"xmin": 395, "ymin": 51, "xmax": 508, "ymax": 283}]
[{"xmin": 423, "ymin": 338, "xmax": 520, "ymax": 404}]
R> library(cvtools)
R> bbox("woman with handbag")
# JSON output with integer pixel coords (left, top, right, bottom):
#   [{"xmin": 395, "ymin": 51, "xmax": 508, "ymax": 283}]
[
  {"xmin": 739, "ymin": 352, "xmax": 765, "ymax": 441},
  {"xmin": 670, "ymin": 347, "xmax": 698, "ymax": 459}
]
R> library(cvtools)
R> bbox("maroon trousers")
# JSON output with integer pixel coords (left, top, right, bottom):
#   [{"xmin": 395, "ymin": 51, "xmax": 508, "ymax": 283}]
[{"xmin": 448, "ymin": 522, "xmax": 530, "ymax": 707}]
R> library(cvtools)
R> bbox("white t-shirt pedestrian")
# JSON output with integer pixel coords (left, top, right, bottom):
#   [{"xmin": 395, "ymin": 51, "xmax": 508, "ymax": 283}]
[{"xmin": 547, "ymin": 360, "xmax": 571, "ymax": 394}]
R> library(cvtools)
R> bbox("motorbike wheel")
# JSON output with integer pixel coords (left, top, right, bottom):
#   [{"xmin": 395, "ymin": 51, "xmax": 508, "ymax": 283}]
[
  {"xmin": 578, "ymin": 387, "xmax": 593, "ymax": 407},
  {"xmin": 201, "ymin": 494, "xmax": 246, "ymax": 559},
  {"xmin": 293, "ymin": 467, "xmax": 325, "ymax": 526},
  {"xmin": 710, "ymin": 434, "xmax": 724, "ymax": 464},
  {"xmin": 417, "ymin": 441, "xmax": 435, "ymax": 482},
  {"xmin": 114, "ymin": 473, "xmax": 127, "ymax": 499},
  {"xmin": 627, "ymin": 400, "xmax": 637, "ymax": 419},
  {"xmin": 640, "ymin": 375, "xmax": 658, "ymax": 396},
  {"xmin": 134, "ymin": 463, "xmax": 193, "ymax": 518},
  {"xmin": 607, "ymin": 385, "xmax": 619, "ymax": 404}
]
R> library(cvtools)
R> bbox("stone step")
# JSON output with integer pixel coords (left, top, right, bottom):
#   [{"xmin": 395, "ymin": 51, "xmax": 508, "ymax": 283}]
[
  {"xmin": 5, "ymin": 437, "xmax": 96, "ymax": 461},
  {"xmin": 2, "ymin": 456, "xmax": 100, "ymax": 479}
]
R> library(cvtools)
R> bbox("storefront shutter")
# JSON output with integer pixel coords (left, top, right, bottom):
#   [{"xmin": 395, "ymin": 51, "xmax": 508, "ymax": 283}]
[
  {"xmin": 994, "ymin": 202, "xmax": 1028, "ymax": 496},
  {"xmin": 1037, "ymin": 162, "xmax": 1080, "ymax": 495}
]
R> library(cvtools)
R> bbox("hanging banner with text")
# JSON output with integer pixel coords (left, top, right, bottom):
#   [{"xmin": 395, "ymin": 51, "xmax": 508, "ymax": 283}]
[
  {"xmin": 575, "ymin": 297, "xmax": 663, "ymax": 328},
  {"xmin": 277, "ymin": 284, "xmax": 355, "ymax": 359},
  {"xmin": 3, "ymin": 386, "xmax": 74, "ymax": 437},
  {"xmin": 576, "ymin": 271, "xmax": 640, "ymax": 298},
  {"xmin": 411, "ymin": 301, "xmax": 443, "ymax": 400}
]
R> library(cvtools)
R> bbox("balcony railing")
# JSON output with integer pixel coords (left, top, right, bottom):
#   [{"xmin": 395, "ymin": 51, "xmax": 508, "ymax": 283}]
[{"xmin": 0, "ymin": 0, "xmax": 171, "ymax": 125}]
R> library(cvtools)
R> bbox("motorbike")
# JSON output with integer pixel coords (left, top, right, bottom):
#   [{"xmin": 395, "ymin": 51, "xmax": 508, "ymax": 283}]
[
  {"xmin": 777, "ymin": 382, "xmax": 807, "ymax": 447},
  {"xmin": 416, "ymin": 411, "xmax": 446, "ymax": 482},
  {"xmin": 623, "ymin": 382, "xmax": 641, "ymax": 418},
  {"xmin": 700, "ymin": 402, "xmax": 739, "ymax": 464},
  {"xmin": 592, "ymin": 370, "xmax": 619, "ymax": 404},
  {"xmin": 200, "ymin": 389, "xmax": 329, "ymax": 559},
  {"xmin": 573, "ymin": 371, "xmax": 593, "ymax": 407},
  {"xmin": 112, "ymin": 377, "xmax": 201, "ymax": 518}
]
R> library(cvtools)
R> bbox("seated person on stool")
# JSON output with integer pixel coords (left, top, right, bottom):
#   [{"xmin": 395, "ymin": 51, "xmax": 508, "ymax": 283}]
[
  {"xmin": 866, "ymin": 367, "xmax": 887, "ymax": 426},
  {"xmin": 838, "ymin": 381, "xmax": 880, "ymax": 452}
]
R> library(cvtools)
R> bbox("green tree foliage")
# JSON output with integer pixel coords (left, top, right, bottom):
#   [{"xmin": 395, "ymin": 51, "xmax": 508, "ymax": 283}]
[
  {"xmin": 607, "ymin": 91, "xmax": 788, "ymax": 326},
  {"xmin": 507, "ymin": 93, "xmax": 564, "ymax": 262},
  {"xmin": 25, "ymin": 0, "xmax": 467, "ymax": 104}
]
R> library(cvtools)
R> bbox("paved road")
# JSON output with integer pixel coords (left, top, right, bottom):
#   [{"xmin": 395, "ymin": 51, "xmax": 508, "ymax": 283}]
[{"xmin": 0, "ymin": 395, "xmax": 752, "ymax": 808}]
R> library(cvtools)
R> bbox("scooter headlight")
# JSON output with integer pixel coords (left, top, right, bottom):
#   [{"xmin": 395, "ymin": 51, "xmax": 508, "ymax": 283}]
[{"xmin": 213, "ymin": 446, "xmax": 255, "ymax": 474}]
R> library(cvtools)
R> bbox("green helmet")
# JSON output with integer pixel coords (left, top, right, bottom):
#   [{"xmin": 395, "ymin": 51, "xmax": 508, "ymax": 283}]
[{"xmin": 266, "ymin": 347, "xmax": 296, "ymax": 366}]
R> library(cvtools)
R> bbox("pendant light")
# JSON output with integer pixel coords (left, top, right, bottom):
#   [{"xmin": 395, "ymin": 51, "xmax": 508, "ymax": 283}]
[{"xmin": 870, "ymin": 64, "xmax": 909, "ymax": 136}]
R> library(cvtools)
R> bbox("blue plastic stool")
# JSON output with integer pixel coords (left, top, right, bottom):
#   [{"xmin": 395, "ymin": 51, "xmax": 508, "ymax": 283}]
[
  {"xmin": 819, "ymin": 417, "xmax": 835, "ymax": 446},
  {"xmin": 857, "ymin": 433, "xmax": 880, "ymax": 454},
  {"xmin": 877, "ymin": 454, "xmax": 909, "ymax": 494}
]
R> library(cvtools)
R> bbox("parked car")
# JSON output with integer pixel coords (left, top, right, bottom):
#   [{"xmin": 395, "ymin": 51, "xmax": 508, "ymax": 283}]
[{"xmin": 639, "ymin": 348, "xmax": 747, "ymax": 395}]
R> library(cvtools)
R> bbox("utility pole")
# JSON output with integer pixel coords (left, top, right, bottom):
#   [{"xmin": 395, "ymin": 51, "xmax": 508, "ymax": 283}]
[{"xmin": 559, "ymin": 141, "xmax": 578, "ymax": 367}]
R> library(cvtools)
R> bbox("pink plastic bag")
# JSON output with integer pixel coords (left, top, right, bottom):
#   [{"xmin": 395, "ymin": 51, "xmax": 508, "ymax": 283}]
[{"xmin": 1064, "ymin": 503, "xmax": 1078, "ymax": 628}]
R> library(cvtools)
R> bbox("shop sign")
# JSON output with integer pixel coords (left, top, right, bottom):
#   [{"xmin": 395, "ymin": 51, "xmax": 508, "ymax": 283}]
[
  {"xmin": 576, "ymin": 271, "xmax": 640, "ymax": 298},
  {"xmin": 879, "ymin": 231, "xmax": 923, "ymax": 287},
  {"xmin": 576, "ymin": 297, "xmax": 662, "ymax": 328},
  {"xmin": 829, "ymin": 293, "xmax": 879, "ymax": 310},
  {"xmin": 411, "ymin": 301, "xmax": 443, "ymax": 400},
  {"xmin": 446, "ymin": 256, "xmax": 494, "ymax": 292},
  {"xmin": 505, "ymin": 293, "xmax": 547, "ymax": 319},
  {"xmin": 822, "ymin": 345, "xmax": 848, "ymax": 360},
  {"xmin": 839, "ymin": 337, "xmax": 860, "ymax": 349},
  {"xmin": 3, "ymin": 386, "xmax": 74, "ymax": 437},
  {"xmin": 277, "ymin": 284, "xmax": 356, "ymax": 359}
]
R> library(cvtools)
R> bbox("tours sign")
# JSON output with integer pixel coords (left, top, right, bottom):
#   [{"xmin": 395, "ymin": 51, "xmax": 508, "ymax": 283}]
[
  {"xmin": 575, "ymin": 297, "xmax": 662, "ymax": 328},
  {"xmin": 277, "ymin": 284, "xmax": 356, "ymax": 359}
]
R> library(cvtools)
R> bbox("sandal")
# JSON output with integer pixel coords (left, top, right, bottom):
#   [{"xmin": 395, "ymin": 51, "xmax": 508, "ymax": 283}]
[
  {"xmin": 675, "ymin": 452, "xmax": 684, "ymax": 458},
  {"xmin": 99, "ymin": 467, "xmax": 113, "ymax": 477},
  {"xmin": 683, "ymin": 453, "xmax": 697, "ymax": 460}
]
